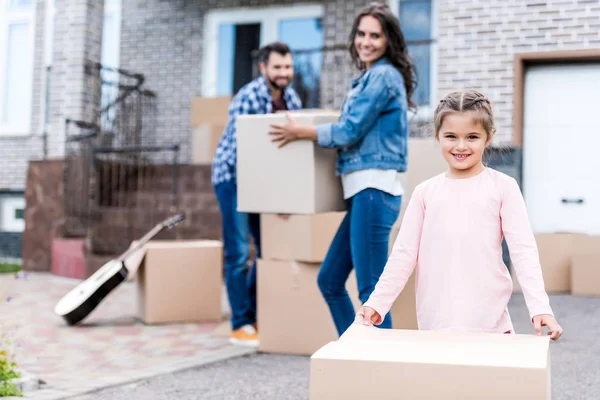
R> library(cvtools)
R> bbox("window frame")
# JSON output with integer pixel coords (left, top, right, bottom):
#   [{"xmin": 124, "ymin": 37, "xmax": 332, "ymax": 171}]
[
  {"xmin": 389, "ymin": 0, "xmax": 438, "ymax": 121},
  {"xmin": 0, "ymin": 0, "xmax": 36, "ymax": 136},
  {"xmin": 201, "ymin": 4, "xmax": 324, "ymax": 97}
]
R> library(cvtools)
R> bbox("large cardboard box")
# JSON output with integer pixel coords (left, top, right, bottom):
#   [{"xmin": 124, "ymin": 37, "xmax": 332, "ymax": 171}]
[
  {"xmin": 260, "ymin": 212, "xmax": 345, "ymax": 263},
  {"xmin": 236, "ymin": 112, "xmax": 346, "ymax": 214},
  {"xmin": 192, "ymin": 123, "xmax": 224, "ymax": 165},
  {"xmin": 310, "ymin": 324, "xmax": 551, "ymax": 400},
  {"xmin": 191, "ymin": 96, "xmax": 231, "ymax": 127},
  {"xmin": 257, "ymin": 259, "xmax": 360, "ymax": 355},
  {"xmin": 131, "ymin": 240, "xmax": 223, "ymax": 324}
]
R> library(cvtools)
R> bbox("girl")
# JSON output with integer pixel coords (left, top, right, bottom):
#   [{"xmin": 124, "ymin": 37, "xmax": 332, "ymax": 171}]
[
  {"xmin": 269, "ymin": 2, "xmax": 415, "ymax": 335},
  {"xmin": 359, "ymin": 90, "xmax": 563, "ymax": 340}
]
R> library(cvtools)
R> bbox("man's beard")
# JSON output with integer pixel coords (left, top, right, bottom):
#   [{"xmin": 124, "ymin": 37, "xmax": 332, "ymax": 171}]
[{"xmin": 268, "ymin": 76, "xmax": 290, "ymax": 90}]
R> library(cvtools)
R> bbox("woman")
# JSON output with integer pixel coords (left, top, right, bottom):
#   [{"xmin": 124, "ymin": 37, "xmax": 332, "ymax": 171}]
[{"xmin": 269, "ymin": 2, "xmax": 415, "ymax": 336}]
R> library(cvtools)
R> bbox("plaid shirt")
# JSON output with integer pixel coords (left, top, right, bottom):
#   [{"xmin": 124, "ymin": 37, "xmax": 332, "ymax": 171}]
[{"xmin": 211, "ymin": 76, "xmax": 302, "ymax": 185}]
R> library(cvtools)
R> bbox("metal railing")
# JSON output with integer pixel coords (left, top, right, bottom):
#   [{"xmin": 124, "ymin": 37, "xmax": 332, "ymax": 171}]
[{"xmin": 62, "ymin": 61, "xmax": 180, "ymax": 251}]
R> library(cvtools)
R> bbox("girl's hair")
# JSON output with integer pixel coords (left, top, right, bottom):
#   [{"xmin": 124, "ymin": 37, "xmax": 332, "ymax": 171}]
[
  {"xmin": 433, "ymin": 90, "xmax": 496, "ymax": 141},
  {"xmin": 348, "ymin": 2, "xmax": 416, "ymax": 108}
]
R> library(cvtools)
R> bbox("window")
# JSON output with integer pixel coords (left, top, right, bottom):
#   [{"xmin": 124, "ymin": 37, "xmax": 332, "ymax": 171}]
[
  {"xmin": 390, "ymin": 0, "xmax": 436, "ymax": 113},
  {"xmin": 202, "ymin": 5, "xmax": 324, "ymax": 107},
  {"xmin": 0, "ymin": 193, "xmax": 25, "ymax": 232},
  {"xmin": 101, "ymin": 0, "xmax": 122, "ymax": 130},
  {"xmin": 0, "ymin": 0, "xmax": 35, "ymax": 135}
]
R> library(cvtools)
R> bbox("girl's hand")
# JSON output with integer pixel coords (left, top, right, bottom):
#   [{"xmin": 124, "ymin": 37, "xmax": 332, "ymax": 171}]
[
  {"xmin": 532, "ymin": 314, "xmax": 563, "ymax": 341},
  {"xmin": 357, "ymin": 306, "xmax": 381, "ymax": 326},
  {"xmin": 269, "ymin": 113, "xmax": 299, "ymax": 148}
]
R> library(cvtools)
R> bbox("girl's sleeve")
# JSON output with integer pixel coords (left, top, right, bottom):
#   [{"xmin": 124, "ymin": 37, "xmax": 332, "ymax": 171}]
[
  {"xmin": 363, "ymin": 185, "xmax": 426, "ymax": 324},
  {"xmin": 501, "ymin": 177, "xmax": 554, "ymax": 320}
]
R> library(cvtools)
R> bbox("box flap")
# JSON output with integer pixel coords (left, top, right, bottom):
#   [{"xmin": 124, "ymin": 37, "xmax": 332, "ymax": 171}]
[
  {"xmin": 312, "ymin": 323, "xmax": 550, "ymax": 369},
  {"xmin": 124, "ymin": 240, "xmax": 223, "ymax": 281}
]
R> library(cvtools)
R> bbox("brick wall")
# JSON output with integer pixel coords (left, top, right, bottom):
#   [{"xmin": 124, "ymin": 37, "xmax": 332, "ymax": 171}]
[
  {"xmin": 437, "ymin": 0, "xmax": 600, "ymax": 144},
  {"xmin": 49, "ymin": 0, "xmax": 105, "ymax": 153}
]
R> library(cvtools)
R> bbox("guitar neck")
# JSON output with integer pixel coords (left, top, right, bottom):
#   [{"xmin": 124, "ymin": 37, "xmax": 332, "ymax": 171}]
[{"xmin": 117, "ymin": 224, "xmax": 167, "ymax": 262}]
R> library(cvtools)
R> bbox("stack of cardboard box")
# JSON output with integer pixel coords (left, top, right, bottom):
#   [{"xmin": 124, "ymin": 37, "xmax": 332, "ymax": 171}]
[{"xmin": 236, "ymin": 111, "xmax": 351, "ymax": 355}]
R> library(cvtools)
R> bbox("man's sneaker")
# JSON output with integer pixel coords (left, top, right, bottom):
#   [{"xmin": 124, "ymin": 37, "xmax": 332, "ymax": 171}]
[{"xmin": 230, "ymin": 324, "xmax": 259, "ymax": 347}]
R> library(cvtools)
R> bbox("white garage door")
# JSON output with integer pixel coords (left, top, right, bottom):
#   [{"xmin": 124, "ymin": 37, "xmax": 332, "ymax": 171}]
[{"xmin": 523, "ymin": 63, "xmax": 600, "ymax": 234}]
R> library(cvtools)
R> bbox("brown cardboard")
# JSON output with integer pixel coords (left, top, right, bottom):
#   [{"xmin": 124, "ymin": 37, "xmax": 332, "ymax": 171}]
[
  {"xmin": 132, "ymin": 240, "xmax": 223, "ymax": 324},
  {"xmin": 236, "ymin": 112, "xmax": 346, "ymax": 214},
  {"xmin": 257, "ymin": 259, "xmax": 360, "ymax": 355},
  {"xmin": 512, "ymin": 232, "xmax": 584, "ymax": 294},
  {"xmin": 310, "ymin": 324, "xmax": 551, "ymax": 400},
  {"xmin": 191, "ymin": 96, "xmax": 231, "ymax": 127},
  {"xmin": 192, "ymin": 123, "xmax": 224, "ymax": 165},
  {"xmin": 536, "ymin": 233, "xmax": 584, "ymax": 293},
  {"xmin": 571, "ymin": 253, "xmax": 600, "ymax": 296},
  {"xmin": 260, "ymin": 212, "xmax": 345, "ymax": 262},
  {"xmin": 570, "ymin": 234, "xmax": 600, "ymax": 296}
]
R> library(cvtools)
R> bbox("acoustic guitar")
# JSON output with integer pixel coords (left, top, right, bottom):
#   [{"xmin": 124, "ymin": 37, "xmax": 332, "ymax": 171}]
[{"xmin": 54, "ymin": 213, "xmax": 185, "ymax": 326}]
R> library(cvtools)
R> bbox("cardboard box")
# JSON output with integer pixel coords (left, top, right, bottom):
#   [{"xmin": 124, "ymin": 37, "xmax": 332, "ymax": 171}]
[
  {"xmin": 131, "ymin": 240, "xmax": 223, "ymax": 324},
  {"xmin": 191, "ymin": 96, "xmax": 231, "ymax": 127},
  {"xmin": 260, "ymin": 212, "xmax": 345, "ymax": 263},
  {"xmin": 570, "ymin": 234, "xmax": 600, "ymax": 296},
  {"xmin": 310, "ymin": 324, "xmax": 551, "ymax": 400},
  {"xmin": 236, "ymin": 112, "xmax": 346, "ymax": 214},
  {"xmin": 192, "ymin": 123, "xmax": 224, "ymax": 165},
  {"xmin": 512, "ymin": 233, "xmax": 581, "ymax": 294},
  {"xmin": 257, "ymin": 259, "xmax": 360, "ymax": 355},
  {"xmin": 571, "ymin": 252, "xmax": 600, "ymax": 296}
]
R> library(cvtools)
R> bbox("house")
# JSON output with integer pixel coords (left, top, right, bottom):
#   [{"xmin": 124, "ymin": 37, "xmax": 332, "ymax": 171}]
[{"xmin": 1, "ymin": 0, "xmax": 600, "ymax": 266}]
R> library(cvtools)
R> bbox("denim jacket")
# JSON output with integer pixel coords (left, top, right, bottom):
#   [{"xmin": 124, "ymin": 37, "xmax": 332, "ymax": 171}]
[{"xmin": 316, "ymin": 57, "xmax": 408, "ymax": 175}]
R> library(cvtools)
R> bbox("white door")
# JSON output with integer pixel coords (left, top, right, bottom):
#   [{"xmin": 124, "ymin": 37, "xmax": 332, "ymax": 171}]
[{"xmin": 523, "ymin": 63, "xmax": 600, "ymax": 234}]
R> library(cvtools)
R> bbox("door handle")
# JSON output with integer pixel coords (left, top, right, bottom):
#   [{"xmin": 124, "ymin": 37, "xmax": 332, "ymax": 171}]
[{"xmin": 561, "ymin": 198, "xmax": 584, "ymax": 204}]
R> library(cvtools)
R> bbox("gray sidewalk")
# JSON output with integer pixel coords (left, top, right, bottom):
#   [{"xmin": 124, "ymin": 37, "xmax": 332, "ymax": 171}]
[{"xmin": 68, "ymin": 293, "xmax": 600, "ymax": 400}]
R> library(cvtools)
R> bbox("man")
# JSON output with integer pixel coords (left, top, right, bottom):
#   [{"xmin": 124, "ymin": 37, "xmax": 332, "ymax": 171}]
[{"xmin": 212, "ymin": 41, "xmax": 302, "ymax": 347}]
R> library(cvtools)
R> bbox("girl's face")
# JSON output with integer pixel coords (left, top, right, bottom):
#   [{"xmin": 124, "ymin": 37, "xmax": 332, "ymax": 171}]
[
  {"xmin": 437, "ymin": 111, "xmax": 491, "ymax": 179},
  {"xmin": 354, "ymin": 15, "xmax": 387, "ymax": 69}
]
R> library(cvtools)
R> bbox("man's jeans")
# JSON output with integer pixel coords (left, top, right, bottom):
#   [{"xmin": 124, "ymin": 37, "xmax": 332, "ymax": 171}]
[
  {"xmin": 214, "ymin": 181, "xmax": 260, "ymax": 331},
  {"xmin": 317, "ymin": 188, "xmax": 401, "ymax": 336}
]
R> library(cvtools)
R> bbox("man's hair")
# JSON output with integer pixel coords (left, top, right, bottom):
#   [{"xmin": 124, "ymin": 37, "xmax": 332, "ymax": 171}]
[{"xmin": 257, "ymin": 41, "xmax": 292, "ymax": 64}]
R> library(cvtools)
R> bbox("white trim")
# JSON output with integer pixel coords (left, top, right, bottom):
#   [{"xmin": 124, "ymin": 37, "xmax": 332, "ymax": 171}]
[
  {"xmin": 39, "ymin": 0, "xmax": 55, "ymax": 134},
  {"xmin": 201, "ymin": 3, "xmax": 324, "ymax": 97},
  {"xmin": 389, "ymin": 0, "xmax": 437, "ymax": 122},
  {"xmin": 0, "ymin": 0, "xmax": 36, "ymax": 136}
]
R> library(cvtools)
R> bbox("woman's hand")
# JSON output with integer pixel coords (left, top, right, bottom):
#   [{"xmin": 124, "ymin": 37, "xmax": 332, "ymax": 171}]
[
  {"xmin": 357, "ymin": 306, "xmax": 381, "ymax": 326},
  {"xmin": 532, "ymin": 314, "xmax": 563, "ymax": 341},
  {"xmin": 269, "ymin": 113, "xmax": 300, "ymax": 148}
]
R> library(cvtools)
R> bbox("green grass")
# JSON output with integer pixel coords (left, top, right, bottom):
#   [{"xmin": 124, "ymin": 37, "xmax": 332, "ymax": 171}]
[{"xmin": 0, "ymin": 264, "xmax": 21, "ymax": 274}]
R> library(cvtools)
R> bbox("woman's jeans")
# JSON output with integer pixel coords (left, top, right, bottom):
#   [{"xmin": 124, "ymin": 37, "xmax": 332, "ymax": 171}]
[{"xmin": 318, "ymin": 188, "xmax": 401, "ymax": 336}]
